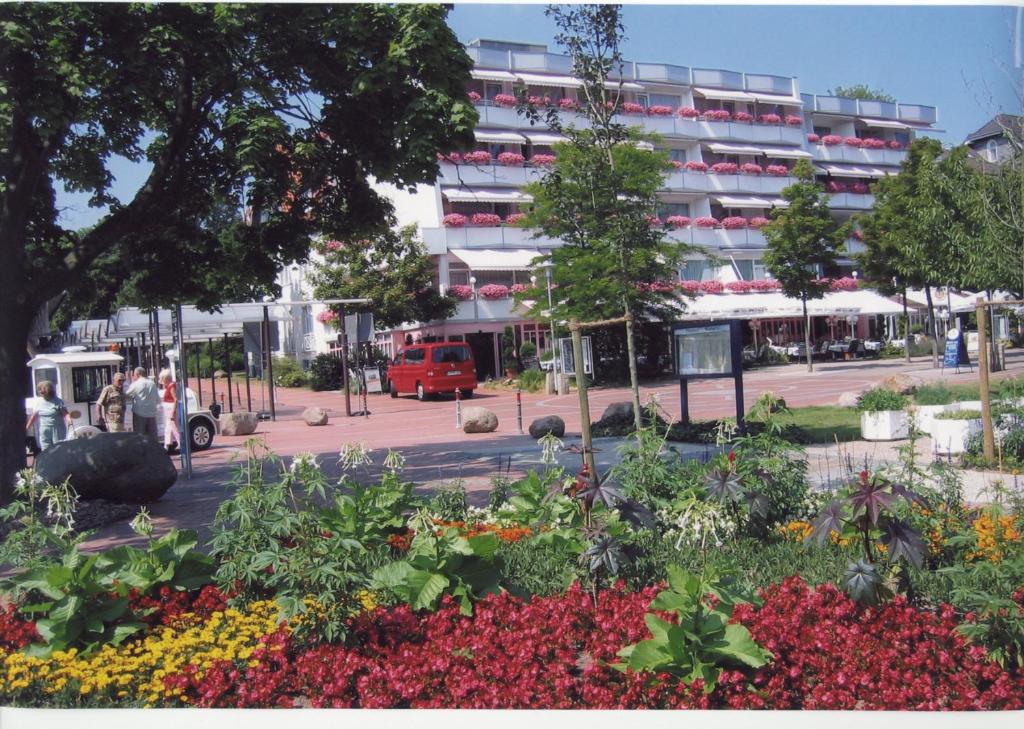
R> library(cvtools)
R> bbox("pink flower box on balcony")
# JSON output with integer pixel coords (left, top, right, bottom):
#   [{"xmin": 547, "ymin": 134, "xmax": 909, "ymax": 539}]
[
  {"xmin": 449, "ymin": 285, "xmax": 474, "ymax": 301},
  {"xmin": 478, "ymin": 283, "xmax": 510, "ymax": 300},
  {"xmin": 751, "ymin": 279, "xmax": 780, "ymax": 292},
  {"xmin": 740, "ymin": 163, "xmax": 763, "ymax": 175},
  {"xmin": 807, "ymin": 133, "xmax": 821, "ymax": 143},
  {"xmin": 505, "ymin": 213, "xmax": 527, "ymax": 225},
  {"xmin": 677, "ymin": 107, "xmax": 700, "ymax": 119},
  {"xmin": 531, "ymin": 153, "xmax": 556, "ymax": 166},
  {"xmin": 497, "ymin": 152, "xmax": 525, "ymax": 167},
  {"xmin": 558, "ymin": 98, "xmax": 580, "ymax": 111},
  {"xmin": 725, "ymin": 281, "xmax": 754, "ymax": 293},
  {"xmin": 464, "ymin": 150, "xmax": 493, "ymax": 165},
  {"xmin": 527, "ymin": 95, "xmax": 551, "ymax": 106},
  {"xmin": 703, "ymin": 109, "xmax": 731, "ymax": 122},
  {"xmin": 733, "ymin": 111, "xmax": 754, "ymax": 123},
  {"xmin": 722, "ymin": 216, "xmax": 748, "ymax": 230},
  {"xmin": 710, "ymin": 162, "xmax": 739, "ymax": 175},
  {"xmin": 493, "ymin": 94, "xmax": 517, "ymax": 108},
  {"xmin": 821, "ymin": 135, "xmax": 842, "ymax": 146},
  {"xmin": 888, "ymin": 140, "xmax": 904, "ymax": 150},
  {"xmin": 759, "ymin": 113, "xmax": 782, "ymax": 125},
  {"xmin": 825, "ymin": 181, "xmax": 848, "ymax": 193},
  {"xmin": 467, "ymin": 91, "xmax": 482, "ymax": 103},
  {"xmin": 843, "ymin": 136, "xmax": 864, "ymax": 148},
  {"xmin": 766, "ymin": 165, "xmax": 789, "ymax": 177},
  {"xmin": 665, "ymin": 215, "xmax": 691, "ymax": 229},
  {"xmin": 748, "ymin": 216, "xmax": 770, "ymax": 229},
  {"xmin": 694, "ymin": 216, "xmax": 720, "ymax": 228},
  {"xmin": 621, "ymin": 102, "xmax": 645, "ymax": 115},
  {"xmin": 442, "ymin": 213, "xmax": 467, "ymax": 228},
  {"xmin": 677, "ymin": 280, "xmax": 702, "ymax": 295},
  {"xmin": 829, "ymin": 277, "xmax": 859, "ymax": 292},
  {"xmin": 670, "ymin": 160, "xmax": 685, "ymax": 170},
  {"xmin": 785, "ymin": 115, "xmax": 804, "ymax": 127},
  {"xmin": 850, "ymin": 182, "xmax": 870, "ymax": 194},
  {"xmin": 647, "ymin": 105, "xmax": 674, "ymax": 116},
  {"xmin": 510, "ymin": 283, "xmax": 529, "ymax": 294},
  {"xmin": 861, "ymin": 138, "xmax": 886, "ymax": 149},
  {"xmin": 699, "ymin": 280, "xmax": 725, "ymax": 294},
  {"xmin": 683, "ymin": 160, "xmax": 708, "ymax": 173},
  {"xmin": 471, "ymin": 212, "xmax": 502, "ymax": 226}
]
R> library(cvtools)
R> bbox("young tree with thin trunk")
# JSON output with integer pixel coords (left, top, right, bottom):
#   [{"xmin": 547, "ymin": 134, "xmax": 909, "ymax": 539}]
[
  {"xmin": 762, "ymin": 160, "xmax": 847, "ymax": 372},
  {"xmin": 0, "ymin": 4, "xmax": 477, "ymax": 499}
]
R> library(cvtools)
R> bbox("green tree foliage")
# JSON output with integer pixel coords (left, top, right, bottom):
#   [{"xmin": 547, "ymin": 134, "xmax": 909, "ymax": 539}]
[
  {"xmin": 0, "ymin": 4, "xmax": 477, "ymax": 497},
  {"xmin": 516, "ymin": 5, "xmax": 693, "ymax": 432},
  {"xmin": 309, "ymin": 225, "xmax": 456, "ymax": 330},
  {"xmin": 828, "ymin": 84, "xmax": 897, "ymax": 103},
  {"xmin": 762, "ymin": 160, "xmax": 847, "ymax": 371}
]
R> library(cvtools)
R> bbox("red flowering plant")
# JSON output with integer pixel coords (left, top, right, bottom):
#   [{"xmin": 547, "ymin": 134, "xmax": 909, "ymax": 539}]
[
  {"xmin": 665, "ymin": 215, "xmax": 691, "ymax": 229},
  {"xmin": 733, "ymin": 111, "xmax": 754, "ymax": 123},
  {"xmin": 646, "ymin": 215, "xmax": 663, "ymax": 228},
  {"xmin": 683, "ymin": 160, "xmax": 709, "ymax": 173},
  {"xmin": 620, "ymin": 102, "xmax": 645, "ymax": 115},
  {"xmin": 493, "ymin": 93, "xmax": 517, "ymax": 108},
  {"xmin": 694, "ymin": 216, "xmax": 720, "ymax": 228},
  {"xmin": 748, "ymin": 216, "xmax": 770, "ymax": 229},
  {"xmin": 467, "ymin": 91, "xmax": 481, "ymax": 103},
  {"xmin": 647, "ymin": 105, "xmax": 674, "ymax": 116},
  {"xmin": 888, "ymin": 140, "xmax": 905, "ymax": 150},
  {"xmin": 436, "ymin": 152, "xmax": 461, "ymax": 164},
  {"xmin": 828, "ymin": 276, "xmax": 859, "ymax": 291},
  {"xmin": 316, "ymin": 309, "xmax": 339, "ymax": 325},
  {"xmin": 670, "ymin": 160, "xmax": 685, "ymax": 170},
  {"xmin": 722, "ymin": 216, "xmax": 748, "ymax": 230},
  {"xmin": 807, "ymin": 133, "xmax": 821, "ymax": 143},
  {"xmin": 526, "ymin": 95, "xmax": 551, "ymax": 107},
  {"xmin": 725, "ymin": 280, "xmax": 754, "ymax": 293},
  {"xmin": 699, "ymin": 280, "xmax": 725, "ymax": 294},
  {"xmin": 530, "ymin": 153, "xmax": 556, "ymax": 166},
  {"xmin": 477, "ymin": 283, "xmax": 509, "ymax": 300},
  {"xmin": 470, "ymin": 212, "xmax": 502, "ymax": 226},
  {"xmin": 759, "ymin": 113, "xmax": 782, "ymax": 125},
  {"xmin": 710, "ymin": 162, "xmax": 738, "ymax": 175},
  {"xmin": 509, "ymin": 283, "xmax": 529, "ymax": 294},
  {"xmin": 765, "ymin": 165, "xmax": 790, "ymax": 177},
  {"xmin": 558, "ymin": 97, "xmax": 580, "ymax": 111},
  {"xmin": 750, "ymin": 279, "xmax": 780, "ymax": 292},
  {"xmin": 807, "ymin": 469, "xmax": 928, "ymax": 605},
  {"xmin": 677, "ymin": 107, "xmax": 700, "ymax": 119},
  {"xmin": 678, "ymin": 280, "xmax": 702, "ymax": 295},
  {"xmin": 849, "ymin": 181, "xmax": 870, "ymax": 194},
  {"xmin": 784, "ymin": 114, "xmax": 804, "ymax": 127},
  {"xmin": 821, "ymin": 135, "xmax": 842, "ymax": 146},
  {"xmin": 825, "ymin": 181, "xmax": 847, "ymax": 194},
  {"xmin": 740, "ymin": 163, "xmax": 763, "ymax": 175},
  {"xmin": 497, "ymin": 152, "xmax": 525, "ymax": 166},
  {"xmin": 843, "ymin": 136, "xmax": 864, "ymax": 148},
  {"xmin": 861, "ymin": 137, "xmax": 886, "ymax": 150},
  {"xmin": 703, "ymin": 109, "xmax": 731, "ymax": 122},
  {"xmin": 442, "ymin": 213, "xmax": 467, "ymax": 228},
  {"xmin": 463, "ymin": 150, "xmax": 493, "ymax": 165},
  {"xmin": 505, "ymin": 213, "xmax": 526, "ymax": 225},
  {"xmin": 449, "ymin": 284, "xmax": 474, "ymax": 300}
]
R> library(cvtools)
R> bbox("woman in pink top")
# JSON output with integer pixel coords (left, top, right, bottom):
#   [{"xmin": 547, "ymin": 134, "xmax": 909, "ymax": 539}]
[{"xmin": 158, "ymin": 369, "xmax": 181, "ymax": 454}]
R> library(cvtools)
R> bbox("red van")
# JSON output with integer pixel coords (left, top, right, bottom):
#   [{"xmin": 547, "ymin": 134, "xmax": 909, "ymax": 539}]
[{"xmin": 387, "ymin": 342, "xmax": 477, "ymax": 400}]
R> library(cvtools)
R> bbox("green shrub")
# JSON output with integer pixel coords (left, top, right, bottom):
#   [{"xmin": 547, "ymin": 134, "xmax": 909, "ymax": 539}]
[
  {"xmin": 429, "ymin": 480, "xmax": 468, "ymax": 522},
  {"xmin": 914, "ymin": 382, "xmax": 955, "ymax": 406},
  {"xmin": 519, "ymin": 341, "xmax": 537, "ymax": 359},
  {"xmin": 309, "ymin": 353, "xmax": 344, "ymax": 391},
  {"xmin": 936, "ymin": 409, "xmax": 982, "ymax": 420},
  {"xmin": 273, "ymin": 356, "xmax": 308, "ymax": 388},
  {"xmin": 856, "ymin": 388, "xmax": 908, "ymax": 412},
  {"xmin": 517, "ymin": 368, "xmax": 545, "ymax": 393}
]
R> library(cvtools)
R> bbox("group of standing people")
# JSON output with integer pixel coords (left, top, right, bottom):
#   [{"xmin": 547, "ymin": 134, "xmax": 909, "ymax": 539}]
[{"xmin": 27, "ymin": 367, "xmax": 181, "ymax": 454}]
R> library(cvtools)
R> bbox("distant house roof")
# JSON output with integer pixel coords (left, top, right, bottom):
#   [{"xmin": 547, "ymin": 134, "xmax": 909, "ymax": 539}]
[{"xmin": 964, "ymin": 114, "xmax": 1024, "ymax": 145}]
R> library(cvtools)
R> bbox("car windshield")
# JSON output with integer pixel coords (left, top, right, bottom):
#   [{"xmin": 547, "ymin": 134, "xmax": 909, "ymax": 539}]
[{"xmin": 432, "ymin": 346, "xmax": 471, "ymax": 364}]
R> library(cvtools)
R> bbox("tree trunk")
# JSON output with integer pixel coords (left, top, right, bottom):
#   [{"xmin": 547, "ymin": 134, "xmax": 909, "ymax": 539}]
[
  {"xmin": 902, "ymin": 286, "xmax": 911, "ymax": 363},
  {"xmin": 802, "ymin": 295, "xmax": 813, "ymax": 372},
  {"xmin": 0, "ymin": 311, "xmax": 31, "ymax": 504},
  {"xmin": 924, "ymin": 285, "xmax": 939, "ymax": 369},
  {"xmin": 623, "ymin": 305, "xmax": 643, "ymax": 432},
  {"xmin": 987, "ymin": 289, "xmax": 1002, "ymax": 372}
]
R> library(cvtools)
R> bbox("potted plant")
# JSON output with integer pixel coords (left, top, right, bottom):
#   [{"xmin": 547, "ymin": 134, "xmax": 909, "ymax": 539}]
[
  {"xmin": 931, "ymin": 409, "xmax": 984, "ymax": 455},
  {"xmin": 502, "ymin": 325, "xmax": 519, "ymax": 377},
  {"xmin": 858, "ymin": 388, "xmax": 910, "ymax": 441}
]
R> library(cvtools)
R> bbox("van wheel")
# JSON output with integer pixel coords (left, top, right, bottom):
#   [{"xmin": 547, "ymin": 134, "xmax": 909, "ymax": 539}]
[
  {"xmin": 189, "ymin": 418, "xmax": 215, "ymax": 451},
  {"xmin": 462, "ymin": 389, "xmax": 474, "ymax": 399},
  {"xmin": 416, "ymin": 382, "xmax": 427, "ymax": 401},
  {"xmin": 389, "ymin": 383, "xmax": 398, "ymax": 399}
]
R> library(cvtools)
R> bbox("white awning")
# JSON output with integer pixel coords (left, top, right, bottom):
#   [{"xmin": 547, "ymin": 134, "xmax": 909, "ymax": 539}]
[
  {"xmin": 448, "ymin": 248, "xmax": 543, "ymax": 271},
  {"xmin": 705, "ymin": 142, "xmax": 811, "ymax": 159},
  {"xmin": 607, "ymin": 79, "xmax": 645, "ymax": 91},
  {"xmin": 693, "ymin": 86, "xmax": 753, "ymax": 102},
  {"xmin": 474, "ymin": 129, "xmax": 527, "ymax": 144},
  {"xmin": 677, "ymin": 289, "xmax": 905, "ymax": 320},
  {"xmin": 441, "ymin": 187, "xmax": 534, "ymax": 203},
  {"xmin": 746, "ymin": 91, "xmax": 804, "ymax": 106},
  {"xmin": 515, "ymin": 72, "xmax": 582, "ymax": 89},
  {"xmin": 859, "ymin": 117, "xmax": 910, "ymax": 130},
  {"xmin": 522, "ymin": 131, "xmax": 566, "ymax": 146},
  {"xmin": 712, "ymin": 195, "xmax": 788, "ymax": 209},
  {"xmin": 471, "ymin": 69, "xmax": 518, "ymax": 83},
  {"xmin": 816, "ymin": 163, "xmax": 899, "ymax": 178}
]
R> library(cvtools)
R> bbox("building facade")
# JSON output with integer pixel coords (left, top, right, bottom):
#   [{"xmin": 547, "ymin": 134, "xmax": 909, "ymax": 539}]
[{"xmin": 277, "ymin": 38, "xmax": 939, "ymax": 377}]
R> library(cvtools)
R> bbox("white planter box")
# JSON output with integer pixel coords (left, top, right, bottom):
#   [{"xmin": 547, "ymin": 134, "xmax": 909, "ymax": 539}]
[
  {"xmin": 861, "ymin": 410, "xmax": 909, "ymax": 441},
  {"xmin": 931, "ymin": 417, "xmax": 982, "ymax": 456},
  {"xmin": 950, "ymin": 400, "xmax": 983, "ymax": 413},
  {"xmin": 912, "ymin": 404, "xmax": 952, "ymax": 437}
]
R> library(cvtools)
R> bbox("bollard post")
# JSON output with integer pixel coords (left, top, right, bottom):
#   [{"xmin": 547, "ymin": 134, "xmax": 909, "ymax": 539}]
[
  {"xmin": 516, "ymin": 388, "xmax": 524, "ymax": 434},
  {"xmin": 455, "ymin": 387, "xmax": 462, "ymax": 429}
]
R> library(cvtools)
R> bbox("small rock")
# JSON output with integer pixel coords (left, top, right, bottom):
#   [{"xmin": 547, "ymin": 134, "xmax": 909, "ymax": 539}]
[
  {"xmin": 302, "ymin": 407, "xmax": 329, "ymax": 426},
  {"xmin": 878, "ymin": 374, "xmax": 919, "ymax": 395},
  {"xmin": 598, "ymin": 401, "xmax": 635, "ymax": 424},
  {"xmin": 35, "ymin": 432, "xmax": 177, "ymax": 503},
  {"xmin": 837, "ymin": 391, "xmax": 862, "ymax": 408},
  {"xmin": 529, "ymin": 415, "xmax": 565, "ymax": 439},
  {"xmin": 462, "ymin": 406, "xmax": 498, "ymax": 433},
  {"xmin": 220, "ymin": 411, "xmax": 259, "ymax": 436}
]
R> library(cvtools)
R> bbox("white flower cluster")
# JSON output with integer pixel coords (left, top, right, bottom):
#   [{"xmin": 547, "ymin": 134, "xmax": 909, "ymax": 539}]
[
  {"xmin": 130, "ymin": 507, "xmax": 154, "ymax": 538},
  {"xmin": 338, "ymin": 442, "xmax": 373, "ymax": 471},
  {"xmin": 290, "ymin": 452, "xmax": 320, "ymax": 474},
  {"xmin": 466, "ymin": 505, "xmax": 500, "ymax": 525},
  {"xmin": 382, "ymin": 450, "xmax": 406, "ymax": 474},
  {"xmin": 42, "ymin": 478, "xmax": 79, "ymax": 533},
  {"xmin": 658, "ymin": 499, "xmax": 738, "ymax": 551}
]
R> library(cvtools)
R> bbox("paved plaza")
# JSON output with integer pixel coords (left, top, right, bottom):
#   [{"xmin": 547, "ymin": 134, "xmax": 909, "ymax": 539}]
[{"xmin": 79, "ymin": 352, "xmax": 1023, "ymax": 551}]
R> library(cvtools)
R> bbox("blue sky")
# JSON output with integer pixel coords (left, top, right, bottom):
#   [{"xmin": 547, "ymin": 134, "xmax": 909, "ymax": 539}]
[{"xmin": 56, "ymin": 3, "xmax": 1020, "ymax": 231}]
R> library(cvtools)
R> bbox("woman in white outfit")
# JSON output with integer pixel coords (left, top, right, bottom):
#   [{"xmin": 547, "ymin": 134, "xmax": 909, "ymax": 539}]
[{"xmin": 158, "ymin": 369, "xmax": 181, "ymax": 454}]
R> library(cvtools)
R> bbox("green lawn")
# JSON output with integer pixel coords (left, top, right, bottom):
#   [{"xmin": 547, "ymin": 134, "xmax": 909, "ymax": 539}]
[{"xmin": 773, "ymin": 405, "xmax": 862, "ymax": 444}]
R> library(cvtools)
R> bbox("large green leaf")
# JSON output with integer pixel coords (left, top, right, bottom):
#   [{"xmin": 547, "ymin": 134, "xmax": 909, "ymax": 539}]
[
  {"xmin": 406, "ymin": 571, "xmax": 450, "ymax": 611},
  {"xmin": 624, "ymin": 639, "xmax": 672, "ymax": 672},
  {"xmin": 708, "ymin": 623, "xmax": 773, "ymax": 668}
]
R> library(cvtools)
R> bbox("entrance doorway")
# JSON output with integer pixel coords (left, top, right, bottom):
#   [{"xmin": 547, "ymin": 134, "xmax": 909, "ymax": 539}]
[{"xmin": 465, "ymin": 332, "xmax": 496, "ymax": 381}]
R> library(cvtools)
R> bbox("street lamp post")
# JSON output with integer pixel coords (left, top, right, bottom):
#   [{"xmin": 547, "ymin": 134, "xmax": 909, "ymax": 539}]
[
  {"xmin": 544, "ymin": 266, "xmax": 559, "ymax": 394},
  {"xmin": 469, "ymin": 275, "xmax": 478, "ymax": 321}
]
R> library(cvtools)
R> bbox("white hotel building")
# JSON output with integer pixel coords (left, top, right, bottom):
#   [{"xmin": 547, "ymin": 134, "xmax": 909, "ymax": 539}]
[{"xmin": 277, "ymin": 39, "xmax": 939, "ymax": 378}]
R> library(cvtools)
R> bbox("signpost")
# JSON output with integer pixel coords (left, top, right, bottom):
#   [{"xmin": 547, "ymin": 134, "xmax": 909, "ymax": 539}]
[
  {"xmin": 559, "ymin": 335, "xmax": 592, "ymax": 378},
  {"xmin": 941, "ymin": 327, "xmax": 971, "ymax": 374},
  {"xmin": 363, "ymin": 366, "xmax": 383, "ymax": 394},
  {"xmin": 671, "ymin": 320, "xmax": 745, "ymax": 429}
]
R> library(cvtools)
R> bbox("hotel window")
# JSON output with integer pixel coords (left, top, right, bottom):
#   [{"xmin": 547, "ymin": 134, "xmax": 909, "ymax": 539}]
[
  {"xmin": 668, "ymin": 148, "xmax": 688, "ymax": 163},
  {"xmin": 681, "ymin": 260, "xmax": 717, "ymax": 282},
  {"xmin": 732, "ymin": 259, "xmax": 755, "ymax": 281},
  {"xmin": 636, "ymin": 93, "xmax": 649, "ymax": 108},
  {"xmin": 813, "ymin": 126, "xmax": 831, "ymax": 137},
  {"xmin": 485, "ymin": 83, "xmax": 503, "ymax": 101},
  {"xmin": 649, "ymin": 93, "xmax": 681, "ymax": 108},
  {"xmin": 986, "ymin": 139, "xmax": 999, "ymax": 163},
  {"xmin": 753, "ymin": 260, "xmax": 767, "ymax": 280},
  {"xmin": 657, "ymin": 202, "xmax": 690, "ymax": 218}
]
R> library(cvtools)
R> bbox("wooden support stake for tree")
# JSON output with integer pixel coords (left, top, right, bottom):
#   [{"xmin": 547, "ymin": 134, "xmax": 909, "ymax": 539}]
[
  {"xmin": 977, "ymin": 300, "xmax": 995, "ymax": 462},
  {"xmin": 570, "ymin": 321, "xmax": 597, "ymax": 480}
]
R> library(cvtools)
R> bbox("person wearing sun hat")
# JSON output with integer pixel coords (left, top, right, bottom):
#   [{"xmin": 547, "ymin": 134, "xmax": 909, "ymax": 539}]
[{"xmin": 96, "ymin": 371, "xmax": 128, "ymax": 432}]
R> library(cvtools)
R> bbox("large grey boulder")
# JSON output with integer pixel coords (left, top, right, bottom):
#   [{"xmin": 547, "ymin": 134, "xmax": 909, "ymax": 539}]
[
  {"xmin": 35, "ymin": 432, "xmax": 177, "ymax": 503},
  {"xmin": 302, "ymin": 407, "xmax": 329, "ymax": 426},
  {"xmin": 598, "ymin": 401, "xmax": 635, "ymax": 425},
  {"xmin": 462, "ymin": 406, "xmax": 498, "ymax": 434},
  {"xmin": 529, "ymin": 415, "xmax": 565, "ymax": 439},
  {"xmin": 837, "ymin": 391, "xmax": 862, "ymax": 408},
  {"xmin": 220, "ymin": 411, "xmax": 258, "ymax": 436}
]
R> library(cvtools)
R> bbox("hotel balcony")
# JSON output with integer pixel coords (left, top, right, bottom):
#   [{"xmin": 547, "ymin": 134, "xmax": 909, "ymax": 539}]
[
  {"xmin": 448, "ymin": 298, "xmax": 520, "ymax": 322},
  {"xmin": 664, "ymin": 171, "xmax": 797, "ymax": 195},
  {"xmin": 668, "ymin": 226, "xmax": 769, "ymax": 251},
  {"xmin": 827, "ymin": 193, "xmax": 875, "ymax": 210},
  {"xmin": 810, "ymin": 144, "xmax": 906, "ymax": 166},
  {"xmin": 801, "ymin": 94, "xmax": 938, "ymax": 126},
  {"xmin": 422, "ymin": 225, "xmax": 559, "ymax": 254},
  {"xmin": 438, "ymin": 162, "xmax": 546, "ymax": 187}
]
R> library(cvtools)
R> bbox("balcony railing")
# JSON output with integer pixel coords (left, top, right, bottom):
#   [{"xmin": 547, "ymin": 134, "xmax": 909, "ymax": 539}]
[
  {"xmin": 827, "ymin": 193, "xmax": 875, "ymax": 210},
  {"xmin": 809, "ymin": 145, "xmax": 906, "ymax": 166},
  {"xmin": 438, "ymin": 163, "xmax": 546, "ymax": 187},
  {"xmin": 449, "ymin": 298, "xmax": 519, "ymax": 322},
  {"xmin": 667, "ymin": 227, "xmax": 769, "ymax": 250},
  {"xmin": 664, "ymin": 171, "xmax": 797, "ymax": 195},
  {"xmin": 802, "ymin": 93, "xmax": 937, "ymax": 125},
  {"xmin": 422, "ymin": 226, "xmax": 560, "ymax": 254}
]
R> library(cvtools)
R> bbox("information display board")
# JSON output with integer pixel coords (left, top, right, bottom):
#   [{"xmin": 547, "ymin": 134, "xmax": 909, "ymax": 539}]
[
  {"xmin": 674, "ymin": 323, "xmax": 735, "ymax": 377},
  {"xmin": 363, "ymin": 367, "xmax": 383, "ymax": 394},
  {"xmin": 942, "ymin": 328, "xmax": 971, "ymax": 373},
  {"xmin": 559, "ymin": 336, "xmax": 593, "ymax": 377}
]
